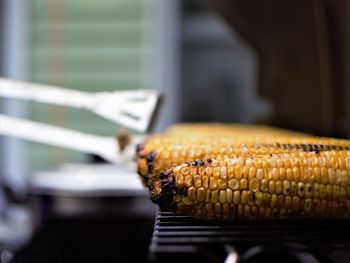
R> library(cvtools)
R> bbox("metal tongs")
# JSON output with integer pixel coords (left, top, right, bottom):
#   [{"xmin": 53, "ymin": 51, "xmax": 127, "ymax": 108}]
[{"xmin": 0, "ymin": 77, "xmax": 161, "ymax": 164}]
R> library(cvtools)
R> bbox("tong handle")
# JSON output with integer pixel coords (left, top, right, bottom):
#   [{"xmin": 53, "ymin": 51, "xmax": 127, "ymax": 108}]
[
  {"xmin": 0, "ymin": 77, "xmax": 94, "ymax": 109},
  {"xmin": 0, "ymin": 114, "xmax": 119, "ymax": 163}
]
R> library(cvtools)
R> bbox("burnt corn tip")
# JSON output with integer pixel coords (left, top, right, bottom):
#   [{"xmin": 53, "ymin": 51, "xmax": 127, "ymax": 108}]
[{"xmin": 150, "ymin": 169, "xmax": 176, "ymax": 211}]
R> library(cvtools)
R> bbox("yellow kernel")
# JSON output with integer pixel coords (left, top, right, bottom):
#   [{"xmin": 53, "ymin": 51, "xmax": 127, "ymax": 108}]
[
  {"xmin": 241, "ymin": 190, "xmax": 249, "ymax": 204},
  {"xmin": 233, "ymin": 191, "xmax": 240, "ymax": 204},
  {"xmin": 234, "ymin": 165, "xmax": 242, "ymax": 179},
  {"xmin": 260, "ymin": 179, "xmax": 269, "ymax": 192},
  {"xmin": 194, "ymin": 175, "xmax": 202, "ymax": 188},
  {"xmin": 256, "ymin": 168, "xmax": 264, "ymax": 180},
  {"xmin": 255, "ymin": 192, "xmax": 263, "ymax": 207},
  {"xmin": 279, "ymin": 168, "xmax": 286, "ymax": 180},
  {"xmin": 228, "ymin": 178, "xmax": 239, "ymax": 190},
  {"xmin": 292, "ymin": 167, "xmax": 300, "ymax": 181},
  {"xmin": 341, "ymin": 170, "xmax": 348, "ymax": 187},
  {"xmin": 227, "ymin": 166, "xmax": 234, "ymax": 178},
  {"xmin": 271, "ymin": 194, "xmax": 278, "ymax": 207},
  {"xmin": 213, "ymin": 167, "xmax": 221, "ymax": 177},
  {"xmin": 185, "ymin": 175, "xmax": 193, "ymax": 187},
  {"xmin": 205, "ymin": 167, "xmax": 213, "ymax": 176},
  {"xmin": 275, "ymin": 181, "xmax": 282, "ymax": 194},
  {"xmin": 173, "ymin": 165, "xmax": 182, "ymax": 174},
  {"xmin": 328, "ymin": 168, "xmax": 335, "ymax": 184},
  {"xmin": 202, "ymin": 176, "xmax": 209, "ymax": 189},
  {"xmin": 205, "ymin": 190, "xmax": 211, "ymax": 203},
  {"xmin": 209, "ymin": 177, "xmax": 218, "ymax": 190},
  {"xmin": 248, "ymin": 167, "xmax": 256, "ymax": 180},
  {"xmin": 226, "ymin": 188, "xmax": 233, "ymax": 203},
  {"xmin": 320, "ymin": 167, "xmax": 328, "ymax": 184},
  {"xmin": 199, "ymin": 167, "xmax": 206, "ymax": 176},
  {"xmin": 220, "ymin": 166, "xmax": 227, "ymax": 179},
  {"xmin": 240, "ymin": 179, "xmax": 248, "ymax": 189},
  {"xmin": 181, "ymin": 167, "xmax": 190, "ymax": 175},
  {"xmin": 182, "ymin": 197, "xmax": 193, "ymax": 206},
  {"xmin": 176, "ymin": 174, "xmax": 185, "ymax": 186},
  {"xmin": 286, "ymin": 168, "xmax": 293, "ymax": 181},
  {"xmin": 190, "ymin": 167, "xmax": 197, "ymax": 175},
  {"xmin": 218, "ymin": 179, "xmax": 227, "ymax": 190},
  {"xmin": 219, "ymin": 190, "xmax": 227, "ymax": 204},
  {"xmin": 269, "ymin": 181, "xmax": 276, "ymax": 194},
  {"xmin": 336, "ymin": 170, "xmax": 342, "ymax": 185},
  {"xmin": 262, "ymin": 193, "xmax": 271, "ymax": 206},
  {"xmin": 249, "ymin": 178, "xmax": 259, "ymax": 192},
  {"xmin": 242, "ymin": 166, "xmax": 250, "ymax": 179},
  {"xmin": 272, "ymin": 168, "xmax": 279, "ymax": 180},
  {"xmin": 211, "ymin": 190, "xmax": 219, "ymax": 203},
  {"xmin": 197, "ymin": 187, "xmax": 206, "ymax": 202},
  {"xmin": 188, "ymin": 187, "xmax": 197, "ymax": 200}
]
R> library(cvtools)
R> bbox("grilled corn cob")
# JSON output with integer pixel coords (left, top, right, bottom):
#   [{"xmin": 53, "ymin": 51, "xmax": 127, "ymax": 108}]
[
  {"xmin": 150, "ymin": 151, "xmax": 350, "ymax": 219},
  {"xmin": 137, "ymin": 124, "xmax": 350, "ymax": 188}
]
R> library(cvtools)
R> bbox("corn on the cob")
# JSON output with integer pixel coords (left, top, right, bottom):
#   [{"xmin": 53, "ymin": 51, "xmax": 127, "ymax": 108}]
[
  {"xmin": 137, "ymin": 124, "xmax": 350, "ymax": 188},
  {"xmin": 137, "ymin": 123, "xmax": 350, "ymax": 219},
  {"xmin": 150, "ymin": 151, "xmax": 350, "ymax": 220}
]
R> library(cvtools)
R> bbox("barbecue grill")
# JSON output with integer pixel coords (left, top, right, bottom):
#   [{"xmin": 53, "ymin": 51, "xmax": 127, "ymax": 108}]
[{"xmin": 149, "ymin": 211, "xmax": 350, "ymax": 263}]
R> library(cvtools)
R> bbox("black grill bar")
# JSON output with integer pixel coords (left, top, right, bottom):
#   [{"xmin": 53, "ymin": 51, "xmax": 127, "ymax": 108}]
[{"xmin": 149, "ymin": 211, "xmax": 350, "ymax": 263}]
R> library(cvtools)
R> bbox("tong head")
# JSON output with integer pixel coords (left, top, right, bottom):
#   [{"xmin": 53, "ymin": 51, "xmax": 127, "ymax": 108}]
[{"xmin": 92, "ymin": 89, "xmax": 162, "ymax": 133}]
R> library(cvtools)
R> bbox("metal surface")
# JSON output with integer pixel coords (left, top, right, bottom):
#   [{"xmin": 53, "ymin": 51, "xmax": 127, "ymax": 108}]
[{"xmin": 150, "ymin": 211, "xmax": 350, "ymax": 263}]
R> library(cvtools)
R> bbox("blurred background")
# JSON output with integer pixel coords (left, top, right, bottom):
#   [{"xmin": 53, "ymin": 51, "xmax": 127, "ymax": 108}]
[{"xmin": 0, "ymin": 0, "xmax": 349, "ymax": 262}]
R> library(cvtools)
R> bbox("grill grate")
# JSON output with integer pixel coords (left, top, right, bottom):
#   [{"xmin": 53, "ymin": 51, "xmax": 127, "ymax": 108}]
[{"xmin": 149, "ymin": 211, "xmax": 350, "ymax": 263}]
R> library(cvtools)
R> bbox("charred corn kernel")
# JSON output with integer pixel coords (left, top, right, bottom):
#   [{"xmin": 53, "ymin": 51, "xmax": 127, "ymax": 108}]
[
  {"xmin": 223, "ymin": 203, "xmax": 230, "ymax": 219},
  {"xmin": 228, "ymin": 178, "xmax": 240, "ymax": 190},
  {"xmin": 244, "ymin": 205, "xmax": 251, "ymax": 218},
  {"xmin": 283, "ymin": 180, "xmax": 291, "ymax": 195},
  {"xmin": 291, "ymin": 182, "xmax": 297, "ymax": 195},
  {"xmin": 249, "ymin": 178, "xmax": 260, "ymax": 192},
  {"xmin": 297, "ymin": 182, "xmax": 305, "ymax": 197},
  {"xmin": 305, "ymin": 183, "xmax": 313, "ymax": 198},
  {"xmin": 340, "ymin": 187, "xmax": 347, "ymax": 201},
  {"xmin": 173, "ymin": 195, "xmax": 181, "ymax": 202},
  {"xmin": 215, "ymin": 203, "xmax": 222, "ymax": 216},
  {"xmin": 237, "ymin": 205, "xmax": 244, "ymax": 219}
]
